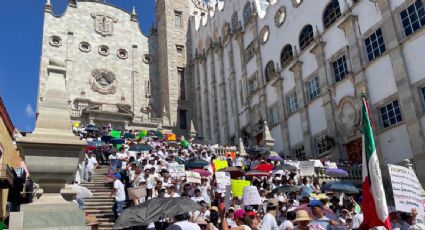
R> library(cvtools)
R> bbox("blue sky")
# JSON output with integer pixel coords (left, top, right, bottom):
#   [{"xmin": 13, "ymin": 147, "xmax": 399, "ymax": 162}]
[{"xmin": 0, "ymin": 0, "xmax": 155, "ymax": 131}]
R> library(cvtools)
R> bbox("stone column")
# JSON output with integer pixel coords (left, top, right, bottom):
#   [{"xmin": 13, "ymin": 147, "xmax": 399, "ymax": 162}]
[
  {"xmin": 273, "ymin": 76, "xmax": 290, "ymax": 154},
  {"xmin": 289, "ymin": 61, "xmax": 314, "ymax": 157},
  {"xmin": 228, "ymin": 34, "xmax": 241, "ymax": 143},
  {"xmin": 217, "ymin": 47, "xmax": 230, "ymax": 144},
  {"xmin": 376, "ymin": 0, "xmax": 425, "ymax": 183},
  {"xmin": 210, "ymin": 44, "xmax": 221, "ymax": 143},
  {"xmin": 310, "ymin": 41, "xmax": 341, "ymax": 160}
]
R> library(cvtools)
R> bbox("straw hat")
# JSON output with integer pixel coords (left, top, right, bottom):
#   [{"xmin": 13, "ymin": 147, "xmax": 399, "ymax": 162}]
[
  {"xmin": 293, "ymin": 210, "xmax": 311, "ymax": 223},
  {"xmin": 195, "ymin": 217, "xmax": 208, "ymax": 225}
]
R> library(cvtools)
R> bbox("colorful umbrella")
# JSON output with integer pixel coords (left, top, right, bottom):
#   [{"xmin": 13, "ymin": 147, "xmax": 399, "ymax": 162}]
[
  {"xmin": 218, "ymin": 167, "xmax": 245, "ymax": 178},
  {"xmin": 267, "ymin": 151, "xmax": 283, "ymax": 161},
  {"xmin": 191, "ymin": 169, "xmax": 211, "ymax": 177},
  {"xmin": 255, "ymin": 163, "xmax": 273, "ymax": 172},
  {"xmin": 244, "ymin": 170, "xmax": 270, "ymax": 177},
  {"xmin": 325, "ymin": 168, "xmax": 349, "ymax": 177}
]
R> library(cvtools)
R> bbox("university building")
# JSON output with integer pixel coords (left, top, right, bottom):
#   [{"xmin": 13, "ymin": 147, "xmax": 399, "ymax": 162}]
[{"xmin": 189, "ymin": 0, "xmax": 425, "ymax": 182}]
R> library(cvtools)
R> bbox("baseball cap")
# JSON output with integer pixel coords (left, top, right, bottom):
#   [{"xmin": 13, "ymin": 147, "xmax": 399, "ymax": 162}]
[
  {"xmin": 113, "ymin": 172, "xmax": 122, "ymax": 180},
  {"xmin": 247, "ymin": 211, "xmax": 256, "ymax": 217},
  {"xmin": 308, "ymin": 200, "xmax": 323, "ymax": 207},
  {"xmin": 234, "ymin": 209, "xmax": 246, "ymax": 219}
]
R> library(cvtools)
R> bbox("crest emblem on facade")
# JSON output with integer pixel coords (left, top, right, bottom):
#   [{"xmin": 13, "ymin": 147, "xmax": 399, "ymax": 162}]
[
  {"xmin": 90, "ymin": 69, "xmax": 117, "ymax": 95},
  {"xmin": 91, "ymin": 13, "xmax": 117, "ymax": 36}
]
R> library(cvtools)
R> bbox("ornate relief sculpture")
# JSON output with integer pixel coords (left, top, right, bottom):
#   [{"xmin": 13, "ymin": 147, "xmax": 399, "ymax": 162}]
[
  {"xmin": 90, "ymin": 69, "xmax": 117, "ymax": 94},
  {"xmin": 91, "ymin": 13, "xmax": 118, "ymax": 36}
]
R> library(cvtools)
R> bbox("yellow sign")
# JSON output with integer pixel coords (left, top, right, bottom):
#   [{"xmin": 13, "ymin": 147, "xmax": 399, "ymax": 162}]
[
  {"xmin": 73, "ymin": 122, "xmax": 80, "ymax": 127},
  {"xmin": 167, "ymin": 134, "xmax": 177, "ymax": 141},
  {"xmin": 213, "ymin": 160, "xmax": 228, "ymax": 172},
  {"xmin": 231, "ymin": 179, "xmax": 250, "ymax": 198},
  {"xmin": 310, "ymin": 193, "xmax": 327, "ymax": 200}
]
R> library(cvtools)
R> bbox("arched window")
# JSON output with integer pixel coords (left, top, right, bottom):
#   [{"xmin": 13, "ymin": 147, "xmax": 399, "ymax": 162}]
[
  {"xmin": 243, "ymin": 3, "xmax": 252, "ymax": 23},
  {"xmin": 323, "ymin": 0, "xmax": 342, "ymax": 29},
  {"xmin": 265, "ymin": 61, "xmax": 276, "ymax": 82},
  {"xmin": 299, "ymin": 25, "xmax": 314, "ymax": 50},
  {"xmin": 280, "ymin": 44, "xmax": 293, "ymax": 68}
]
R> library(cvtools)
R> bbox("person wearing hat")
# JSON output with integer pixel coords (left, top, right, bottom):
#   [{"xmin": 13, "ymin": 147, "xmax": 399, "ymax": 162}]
[
  {"xmin": 226, "ymin": 207, "xmax": 238, "ymax": 228},
  {"xmin": 110, "ymin": 172, "xmax": 125, "ymax": 220},
  {"xmin": 308, "ymin": 200, "xmax": 336, "ymax": 230},
  {"xmin": 260, "ymin": 202, "xmax": 279, "ymax": 230},
  {"xmin": 84, "ymin": 151, "xmax": 98, "ymax": 182},
  {"xmin": 165, "ymin": 184, "xmax": 180, "ymax": 197},
  {"xmin": 221, "ymin": 209, "xmax": 252, "ymax": 230},
  {"xmin": 292, "ymin": 210, "xmax": 311, "ymax": 230}
]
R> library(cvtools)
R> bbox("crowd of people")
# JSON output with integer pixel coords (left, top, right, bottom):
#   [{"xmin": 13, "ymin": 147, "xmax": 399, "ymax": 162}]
[{"xmin": 73, "ymin": 126, "xmax": 424, "ymax": 230}]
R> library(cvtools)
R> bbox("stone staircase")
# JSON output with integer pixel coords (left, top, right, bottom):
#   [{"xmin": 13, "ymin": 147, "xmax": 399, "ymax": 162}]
[{"xmin": 81, "ymin": 165, "xmax": 116, "ymax": 230}]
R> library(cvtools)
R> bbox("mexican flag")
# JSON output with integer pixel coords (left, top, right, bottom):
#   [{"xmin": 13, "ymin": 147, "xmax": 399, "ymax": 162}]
[{"xmin": 361, "ymin": 96, "xmax": 391, "ymax": 229}]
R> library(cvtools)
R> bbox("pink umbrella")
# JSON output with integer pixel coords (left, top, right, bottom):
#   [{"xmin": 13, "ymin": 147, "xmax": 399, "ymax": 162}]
[
  {"xmin": 245, "ymin": 170, "xmax": 270, "ymax": 177},
  {"xmin": 191, "ymin": 169, "xmax": 211, "ymax": 177},
  {"xmin": 293, "ymin": 204, "xmax": 338, "ymax": 220}
]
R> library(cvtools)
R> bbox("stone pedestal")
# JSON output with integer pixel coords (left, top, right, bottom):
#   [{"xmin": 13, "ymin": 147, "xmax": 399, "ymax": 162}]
[{"xmin": 9, "ymin": 58, "xmax": 88, "ymax": 229}]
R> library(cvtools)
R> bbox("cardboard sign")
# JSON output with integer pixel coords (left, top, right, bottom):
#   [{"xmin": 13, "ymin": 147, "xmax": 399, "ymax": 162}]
[
  {"xmin": 213, "ymin": 160, "xmax": 228, "ymax": 172},
  {"xmin": 185, "ymin": 171, "xmax": 201, "ymax": 184},
  {"xmin": 299, "ymin": 161, "xmax": 316, "ymax": 177},
  {"xmin": 231, "ymin": 179, "xmax": 250, "ymax": 198},
  {"xmin": 388, "ymin": 164, "xmax": 425, "ymax": 218},
  {"xmin": 169, "ymin": 165, "xmax": 185, "ymax": 177},
  {"xmin": 216, "ymin": 172, "xmax": 231, "ymax": 185},
  {"xmin": 243, "ymin": 186, "xmax": 262, "ymax": 205},
  {"xmin": 167, "ymin": 134, "xmax": 177, "ymax": 141}
]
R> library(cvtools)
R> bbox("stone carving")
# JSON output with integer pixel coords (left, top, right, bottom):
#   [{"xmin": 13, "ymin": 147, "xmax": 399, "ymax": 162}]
[
  {"xmin": 49, "ymin": 35, "xmax": 62, "ymax": 47},
  {"xmin": 91, "ymin": 13, "xmax": 118, "ymax": 36},
  {"xmin": 143, "ymin": 54, "xmax": 152, "ymax": 64},
  {"xmin": 275, "ymin": 7, "xmax": 286, "ymax": 27},
  {"xmin": 337, "ymin": 97, "xmax": 360, "ymax": 139},
  {"xmin": 117, "ymin": 49, "xmax": 128, "ymax": 59},
  {"xmin": 90, "ymin": 69, "xmax": 117, "ymax": 95}
]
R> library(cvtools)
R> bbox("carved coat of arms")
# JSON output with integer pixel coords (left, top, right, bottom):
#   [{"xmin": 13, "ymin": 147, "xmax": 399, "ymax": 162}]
[
  {"xmin": 91, "ymin": 13, "xmax": 117, "ymax": 36},
  {"xmin": 90, "ymin": 69, "xmax": 117, "ymax": 95}
]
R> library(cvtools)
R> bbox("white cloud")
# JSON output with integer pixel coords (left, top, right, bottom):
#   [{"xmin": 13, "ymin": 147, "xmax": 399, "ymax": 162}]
[{"xmin": 25, "ymin": 104, "xmax": 35, "ymax": 118}]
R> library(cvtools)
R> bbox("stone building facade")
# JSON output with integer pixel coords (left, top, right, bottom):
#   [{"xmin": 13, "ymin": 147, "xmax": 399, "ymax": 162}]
[
  {"xmin": 38, "ymin": 0, "xmax": 195, "ymax": 134},
  {"xmin": 189, "ymin": 0, "xmax": 425, "ymax": 183}
]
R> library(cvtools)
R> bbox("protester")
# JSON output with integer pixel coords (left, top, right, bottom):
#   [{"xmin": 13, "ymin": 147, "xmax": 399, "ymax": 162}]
[
  {"xmin": 84, "ymin": 151, "xmax": 98, "ymax": 182},
  {"xmin": 110, "ymin": 172, "xmax": 125, "ymax": 220}
]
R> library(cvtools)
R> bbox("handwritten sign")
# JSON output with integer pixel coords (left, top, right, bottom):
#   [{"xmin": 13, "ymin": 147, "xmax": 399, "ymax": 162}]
[
  {"xmin": 213, "ymin": 160, "xmax": 228, "ymax": 172},
  {"xmin": 243, "ymin": 186, "xmax": 262, "ymax": 205},
  {"xmin": 216, "ymin": 172, "xmax": 231, "ymax": 193},
  {"xmin": 185, "ymin": 171, "xmax": 201, "ymax": 184},
  {"xmin": 231, "ymin": 179, "xmax": 250, "ymax": 198},
  {"xmin": 169, "ymin": 165, "xmax": 185, "ymax": 177},
  {"xmin": 388, "ymin": 164, "xmax": 425, "ymax": 218},
  {"xmin": 299, "ymin": 161, "xmax": 315, "ymax": 177}
]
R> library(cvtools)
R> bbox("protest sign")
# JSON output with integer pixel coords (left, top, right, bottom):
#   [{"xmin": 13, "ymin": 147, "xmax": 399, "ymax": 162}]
[
  {"xmin": 216, "ymin": 172, "xmax": 231, "ymax": 193},
  {"xmin": 299, "ymin": 161, "xmax": 315, "ymax": 177},
  {"xmin": 243, "ymin": 186, "xmax": 262, "ymax": 205},
  {"xmin": 185, "ymin": 171, "xmax": 201, "ymax": 184},
  {"xmin": 169, "ymin": 165, "xmax": 185, "ymax": 177},
  {"xmin": 231, "ymin": 179, "xmax": 250, "ymax": 198},
  {"xmin": 224, "ymin": 185, "xmax": 232, "ymax": 211},
  {"xmin": 388, "ymin": 164, "xmax": 425, "ymax": 218},
  {"xmin": 111, "ymin": 130, "xmax": 121, "ymax": 138},
  {"xmin": 213, "ymin": 160, "xmax": 228, "ymax": 172}
]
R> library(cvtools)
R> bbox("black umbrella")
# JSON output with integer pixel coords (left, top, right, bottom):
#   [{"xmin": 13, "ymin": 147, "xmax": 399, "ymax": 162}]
[
  {"xmin": 85, "ymin": 126, "xmax": 100, "ymax": 132},
  {"xmin": 323, "ymin": 181, "xmax": 359, "ymax": 194},
  {"xmin": 184, "ymin": 158, "xmax": 209, "ymax": 169},
  {"xmin": 114, "ymin": 197, "xmax": 200, "ymax": 228},
  {"xmin": 124, "ymin": 133, "xmax": 136, "ymax": 139},
  {"xmin": 129, "ymin": 144, "xmax": 153, "ymax": 152},
  {"xmin": 272, "ymin": 185, "xmax": 300, "ymax": 194}
]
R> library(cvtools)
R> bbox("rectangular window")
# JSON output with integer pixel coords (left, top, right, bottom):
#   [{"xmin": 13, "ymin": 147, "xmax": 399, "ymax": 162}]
[
  {"xmin": 365, "ymin": 28, "xmax": 386, "ymax": 62},
  {"xmin": 332, "ymin": 55, "xmax": 349, "ymax": 82},
  {"xmin": 286, "ymin": 92, "xmax": 298, "ymax": 114},
  {"xmin": 248, "ymin": 76, "xmax": 258, "ymax": 95},
  {"xmin": 178, "ymin": 69, "xmax": 185, "ymax": 100},
  {"xmin": 315, "ymin": 135, "xmax": 329, "ymax": 155},
  {"xmin": 175, "ymin": 11, "xmax": 182, "ymax": 28},
  {"xmin": 269, "ymin": 105, "xmax": 279, "ymax": 126},
  {"xmin": 179, "ymin": 110, "xmax": 187, "ymax": 129},
  {"xmin": 292, "ymin": 145, "xmax": 306, "ymax": 160},
  {"xmin": 400, "ymin": 0, "xmax": 425, "ymax": 37},
  {"xmin": 307, "ymin": 77, "xmax": 321, "ymax": 101},
  {"xmin": 380, "ymin": 100, "xmax": 402, "ymax": 128}
]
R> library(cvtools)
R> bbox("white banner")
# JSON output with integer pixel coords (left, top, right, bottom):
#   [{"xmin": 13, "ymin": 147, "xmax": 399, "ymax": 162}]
[
  {"xmin": 242, "ymin": 186, "xmax": 262, "ymax": 205},
  {"xmin": 169, "ymin": 165, "xmax": 185, "ymax": 177},
  {"xmin": 388, "ymin": 164, "xmax": 425, "ymax": 218},
  {"xmin": 299, "ymin": 161, "xmax": 315, "ymax": 177},
  {"xmin": 216, "ymin": 171, "xmax": 231, "ymax": 193},
  {"xmin": 185, "ymin": 171, "xmax": 201, "ymax": 184}
]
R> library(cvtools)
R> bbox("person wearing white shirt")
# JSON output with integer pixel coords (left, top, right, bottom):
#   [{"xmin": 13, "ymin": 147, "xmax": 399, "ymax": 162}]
[
  {"xmin": 261, "ymin": 203, "xmax": 279, "ymax": 230},
  {"xmin": 166, "ymin": 213, "xmax": 201, "ymax": 230},
  {"xmin": 164, "ymin": 184, "xmax": 180, "ymax": 197},
  {"xmin": 110, "ymin": 173, "xmax": 125, "ymax": 220},
  {"xmin": 85, "ymin": 152, "xmax": 98, "ymax": 182},
  {"xmin": 279, "ymin": 211, "xmax": 296, "ymax": 230},
  {"xmin": 191, "ymin": 189, "xmax": 205, "ymax": 203}
]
